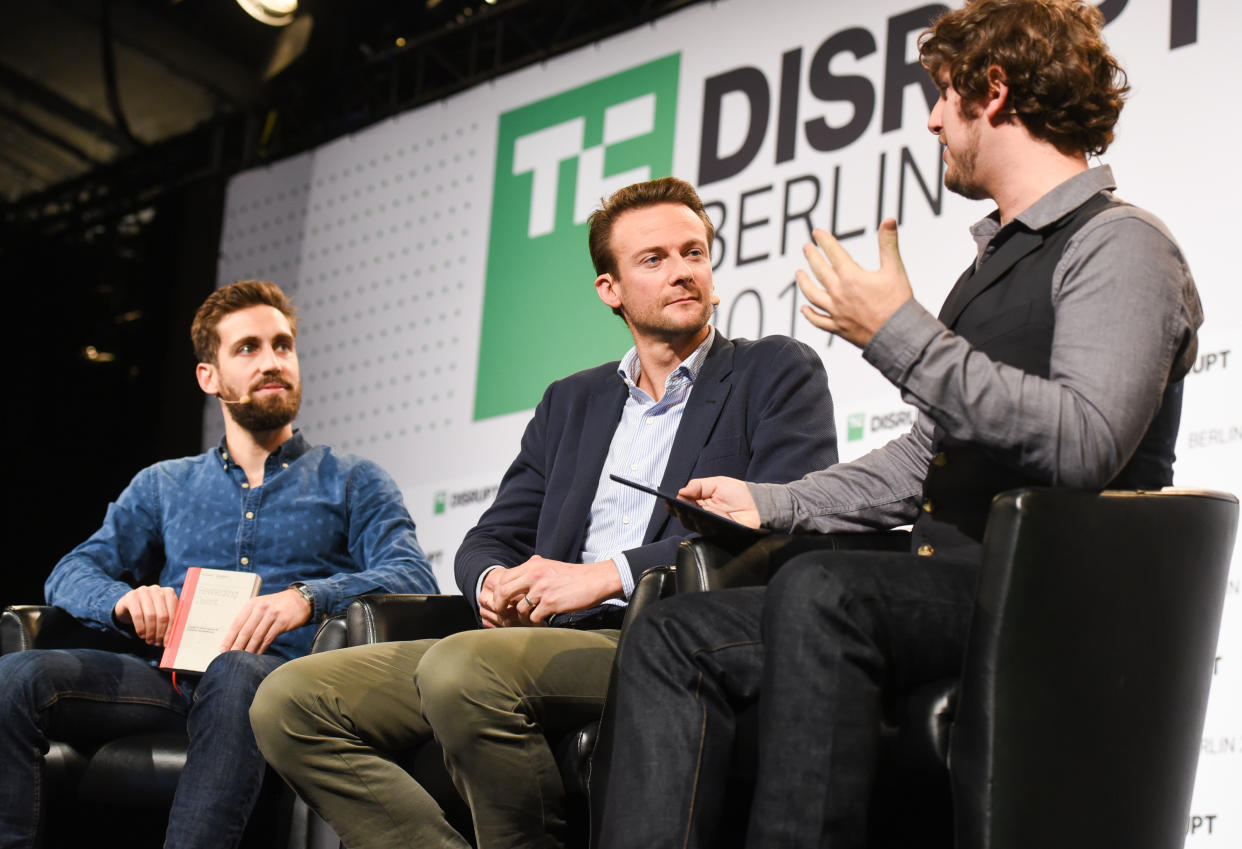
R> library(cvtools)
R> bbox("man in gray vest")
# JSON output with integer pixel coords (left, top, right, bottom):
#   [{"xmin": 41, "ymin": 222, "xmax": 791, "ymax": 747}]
[{"xmin": 595, "ymin": 2, "xmax": 1203, "ymax": 848}]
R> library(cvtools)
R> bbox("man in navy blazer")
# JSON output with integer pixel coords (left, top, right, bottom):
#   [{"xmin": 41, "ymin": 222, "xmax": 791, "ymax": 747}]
[
  {"xmin": 251, "ymin": 177, "xmax": 836, "ymax": 849},
  {"xmin": 453, "ymin": 328, "xmax": 835, "ymax": 625}
]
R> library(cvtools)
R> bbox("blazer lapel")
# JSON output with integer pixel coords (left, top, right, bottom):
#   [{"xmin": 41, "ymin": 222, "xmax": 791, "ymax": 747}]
[
  {"xmin": 548, "ymin": 378, "xmax": 627, "ymax": 560},
  {"xmin": 938, "ymin": 228, "xmax": 1044, "ymax": 328},
  {"xmin": 643, "ymin": 335, "xmax": 735, "ymax": 543}
]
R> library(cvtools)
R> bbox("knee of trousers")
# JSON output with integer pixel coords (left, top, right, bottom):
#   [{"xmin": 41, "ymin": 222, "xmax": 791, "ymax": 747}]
[
  {"xmin": 416, "ymin": 633, "xmax": 526, "ymax": 751},
  {"xmin": 764, "ymin": 552, "xmax": 878, "ymax": 633},
  {"xmin": 248, "ymin": 657, "xmax": 321, "ymax": 760},
  {"xmin": 0, "ymin": 651, "xmax": 51, "ymax": 717},
  {"xmin": 196, "ymin": 650, "xmax": 278, "ymax": 709},
  {"xmin": 615, "ymin": 593, "xmax": 724, "ymax": 685}
]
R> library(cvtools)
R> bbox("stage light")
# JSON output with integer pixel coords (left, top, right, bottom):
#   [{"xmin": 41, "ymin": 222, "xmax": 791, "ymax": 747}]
[{"xmin": 236, "ymin": 0, "xmax": 298, "ymax": 27}]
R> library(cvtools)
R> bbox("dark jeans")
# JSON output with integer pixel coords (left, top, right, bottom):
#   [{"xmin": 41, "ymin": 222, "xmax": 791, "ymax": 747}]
[
  {"xmin": 0, "ymin": 647, "xmax": 285, "ymax": 849},
  {"xmin": 597, "ymin": 549, "xmax": 979, "ymax": 849}
]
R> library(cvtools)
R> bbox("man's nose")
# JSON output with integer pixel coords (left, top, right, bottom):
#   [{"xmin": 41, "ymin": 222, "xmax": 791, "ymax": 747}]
[
  {"xmin": 257, "ymin": 344, "xmax": 281, "ymax": 373},
  {"xmin": 668, "ymin": 253, "xmax": 694, "ymax": 283}
]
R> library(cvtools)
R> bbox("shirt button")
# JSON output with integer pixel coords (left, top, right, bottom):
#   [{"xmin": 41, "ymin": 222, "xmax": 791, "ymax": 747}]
[
  {"xmin": 241, "ymin": 482, "xmax": 250, "ymax": 489},
  {"xmin": 917, "ymin": 544, "xmax": 934, "ymax": 557},
  {"xmin": 629, "ymin": 464, "xmax": 638, "ymax": 472},
  {"xmin": 932, "ymin": 452, "xmax": 947, "ymax": 468},
  {"xmin": 281, "ymin": 462, "xmax": 289, "ymax": 469},
  {"xmin": 240, "ymin": 557, "xmax": 250, "ymax": 566},
  {"xmin": 921, "ymin": 499, "xmax": 934, "ymax": 514},
  {"xmin": 622, "ymin": 515, "xmax": 631, "ymax": 524},
  {"xmin": 245, "ymin": 511, "xmax": 254, "ymax": 519},
  {"xmin": 646, "ymin": 419, "xmax": 655, "ymax": 426}
]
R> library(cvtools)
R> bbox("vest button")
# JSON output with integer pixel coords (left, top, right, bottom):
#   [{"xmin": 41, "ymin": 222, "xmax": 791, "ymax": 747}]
[
  {"xmin": 921, "ymin": 499, "xmax": 934, "ymax": 513},
  {"xmin": 932, "ymin": 452, "xmax": 948, "ymax": 468},
  {"xmin": 917, "ymin": 544, "xmax": 935, "ymax": 557}
]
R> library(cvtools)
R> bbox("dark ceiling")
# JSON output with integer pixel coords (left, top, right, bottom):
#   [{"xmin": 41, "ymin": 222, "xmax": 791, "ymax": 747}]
[{"xmin": 1, "ymin": 0, "xmax": 703, "ymax": 234}]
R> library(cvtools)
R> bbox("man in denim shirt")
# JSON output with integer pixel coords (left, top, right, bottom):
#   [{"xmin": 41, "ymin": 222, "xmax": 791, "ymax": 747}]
[{"xmin": 0, "ymin": 280, "xmax": 438, "ymax": 849}]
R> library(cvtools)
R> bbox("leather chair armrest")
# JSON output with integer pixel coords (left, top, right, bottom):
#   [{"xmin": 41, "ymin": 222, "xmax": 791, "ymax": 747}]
[
  {"xmin": 675, "ymin": 530, "xmax": 909, "ymax": 593},
  {"xmin": 618, "ymin": 565, "xmax": 676, "ymax": 630},
  {"xmin": 309, "ymin": 614, "xmax": 348, "ymax": 653},
  {"xmin": 2, "ymin": 604, "xmax": 148, "ymax": 655},
  {"xmin": 345, "ymin": 594, "xmax": 479, "ymax": 645}
]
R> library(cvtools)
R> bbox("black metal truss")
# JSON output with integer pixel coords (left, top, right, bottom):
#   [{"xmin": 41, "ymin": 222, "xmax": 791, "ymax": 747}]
[{"xmin": 3, "ymin": 0, "xmax": 705, "ymax": 237}]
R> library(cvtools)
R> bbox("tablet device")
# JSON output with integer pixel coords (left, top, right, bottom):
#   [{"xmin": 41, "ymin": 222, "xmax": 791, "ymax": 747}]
[{"xmin": 609, "ymin": 474, "xmax": 766, "ymax": 538}]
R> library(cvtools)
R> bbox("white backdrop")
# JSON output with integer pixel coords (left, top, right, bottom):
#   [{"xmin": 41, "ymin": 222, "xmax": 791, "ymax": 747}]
[{"xmin": 213, "ymin": 0, "xmax": 1240, "ymax": 838}]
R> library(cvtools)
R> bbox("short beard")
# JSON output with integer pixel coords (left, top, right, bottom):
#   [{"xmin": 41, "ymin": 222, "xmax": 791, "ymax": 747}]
[
  {"xmin": 225, "ymin": 376, "xmax": 301, "ymax": 433},
  {"xmin": 944, "ymin": 168, "xmax": 988, "ymax": 201}
]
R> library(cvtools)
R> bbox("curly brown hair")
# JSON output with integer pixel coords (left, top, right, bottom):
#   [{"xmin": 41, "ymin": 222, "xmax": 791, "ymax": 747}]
[
  {"xmin": 919, "ymin": 0, "xmax": 1129, "ymax": 156},
  {"xmin": 190, "ymin": 280, "xmax": 298, "ymax": 364}
]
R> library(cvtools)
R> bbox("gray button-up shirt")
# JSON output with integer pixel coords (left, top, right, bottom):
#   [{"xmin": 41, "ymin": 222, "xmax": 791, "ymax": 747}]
[{"xmin": 752, "ymin": 165, "xmax": 1203, "ymax": 533}]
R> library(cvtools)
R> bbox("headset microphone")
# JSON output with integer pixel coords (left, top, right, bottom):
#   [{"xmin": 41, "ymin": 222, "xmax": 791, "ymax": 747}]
[{"xmin": 215, "ymin": 390, "xmax": 252, "ymax": 406}]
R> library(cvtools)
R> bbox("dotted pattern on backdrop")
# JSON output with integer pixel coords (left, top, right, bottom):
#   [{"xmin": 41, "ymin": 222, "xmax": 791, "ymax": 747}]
[
  {"xmin": 213, "ymin": 117, "xmax": 488, "ymax": 459},
  {"xmin": 216, "ymin": 153, "xmax": 312, "ymax": 288}
]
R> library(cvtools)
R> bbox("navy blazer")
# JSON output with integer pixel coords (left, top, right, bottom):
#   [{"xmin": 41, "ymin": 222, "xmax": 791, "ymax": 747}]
[{"xmin": 454, "ymin": 333, "xmax": 838, "ymax": 604}]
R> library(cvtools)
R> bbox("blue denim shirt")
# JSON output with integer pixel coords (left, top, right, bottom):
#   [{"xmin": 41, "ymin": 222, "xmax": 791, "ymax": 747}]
[{"xmin": 45, "ymin": 431, "xmax": 438, "ymax": 660}]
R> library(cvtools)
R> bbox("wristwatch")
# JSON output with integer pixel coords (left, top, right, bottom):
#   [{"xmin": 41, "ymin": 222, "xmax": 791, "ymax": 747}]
[{"xmin": 289, "ymin": 582, "xmax": 316, "ymax": 621}]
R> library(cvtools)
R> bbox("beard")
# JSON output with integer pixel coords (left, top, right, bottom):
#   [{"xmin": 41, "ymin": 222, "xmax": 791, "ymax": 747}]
[
  {"xmin": 942, "ymin": 124, "xmax": 988, "ymax": 201},
  {"xmin": 223, "ymin": 372, "xmax": 301, "ymax": 432},
  {"xmin": 621, "ymin": 289, "xmax": 714, "ymax": 342}
]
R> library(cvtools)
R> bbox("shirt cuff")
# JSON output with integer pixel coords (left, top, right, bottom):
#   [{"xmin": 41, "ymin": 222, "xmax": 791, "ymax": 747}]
[
  {"xmin": 862, "ymin": 299, "xmax": 944, "ymax": 385},
  {"xmin": 475, "ymin": 565, "xmax": 504, "ymax": 602},
  {"xmin": 748, "ymin": 482, "xmax": 796, "ymax": 531},
  {"xmin": 609, "ymin": 552, "xmax": 635, "ymax": 599}
]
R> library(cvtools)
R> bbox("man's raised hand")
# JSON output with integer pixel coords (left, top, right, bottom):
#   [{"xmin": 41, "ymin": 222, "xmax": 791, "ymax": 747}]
[{"xmin": 796, "ymin": 218, "xmax": 913, "ymax": 348}]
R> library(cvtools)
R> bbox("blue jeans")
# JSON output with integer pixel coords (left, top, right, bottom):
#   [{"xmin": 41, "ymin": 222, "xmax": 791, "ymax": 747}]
[
  {"xmin": 0, "ymin": 648, "xmax": 285, "ymax": 849},
  {"xmin": 597, "ymin": 549, "xmax": 979, "ymax": 849}
]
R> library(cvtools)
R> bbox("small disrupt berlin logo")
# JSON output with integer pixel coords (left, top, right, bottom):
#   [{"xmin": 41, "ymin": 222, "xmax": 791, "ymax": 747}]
[
  {"xmin": 434, "ymin": 485, "xmax": 501, "ymax": 514},
  {"xmin": 475, "ymin": 54, "xmax": 680, "ymax": 420},
  {"xmin": 847, "ymin": 409, "xmax": 914, "ymax": 441},
  {"xmin": 847, "ymin": 412, "xmax": 866, "ymax": 441}
]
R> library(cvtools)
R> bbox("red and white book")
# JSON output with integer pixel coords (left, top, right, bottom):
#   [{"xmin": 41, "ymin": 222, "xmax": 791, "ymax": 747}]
[{"xmin": 160, "ymin": 567, "xmax": 262, "ymax": 673}]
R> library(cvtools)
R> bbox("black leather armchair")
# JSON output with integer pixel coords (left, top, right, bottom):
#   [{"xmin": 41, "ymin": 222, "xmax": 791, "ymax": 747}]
[
  {"xmin": 595, "ymin": 487, "xmax": 1237, "ymax": 849},
  {"xmin": 0, "ymin": 605, "xmax": 348, "ymax": 849}
]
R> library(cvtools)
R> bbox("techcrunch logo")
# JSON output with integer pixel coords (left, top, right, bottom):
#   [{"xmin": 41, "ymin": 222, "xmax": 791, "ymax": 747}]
[
  {"xmin": 515, "ymin": 93, "xmax": 659, "ymax": 239},
  {"xmin": 475, "ymin": 54, "xmax": 680, "ymax": 420}
]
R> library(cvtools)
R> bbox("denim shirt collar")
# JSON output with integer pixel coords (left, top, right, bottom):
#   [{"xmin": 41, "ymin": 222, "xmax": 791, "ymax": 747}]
[{"xmin": 216, "ymin": 429, "xmax": 310, "ymax": 474}]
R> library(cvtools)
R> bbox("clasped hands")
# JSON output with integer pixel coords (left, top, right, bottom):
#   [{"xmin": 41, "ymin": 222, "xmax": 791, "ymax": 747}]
[
  {"xmin": 113, "ymin": 584, "xmax": 311, "ymax": 655},
  {"xmin": 478, "ymin": 556, "xmax": 623, "ymax": 628}
]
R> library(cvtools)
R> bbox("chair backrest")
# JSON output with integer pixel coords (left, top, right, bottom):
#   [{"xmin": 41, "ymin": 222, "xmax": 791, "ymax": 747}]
[{"xmin": 950, "ymin": 488, "xmax": 1238, "ymax": 849}]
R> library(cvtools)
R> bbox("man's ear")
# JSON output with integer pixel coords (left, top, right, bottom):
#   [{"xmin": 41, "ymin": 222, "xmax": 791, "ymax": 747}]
[
  {"xmin": 983, "ymin": 64, "xmax": 1011, "ymax": 122},
  {"xmin": 196, "ymin": 361, "xmax": 219, "ymax": 396},
  {"xmin": 595, "ymin": 272, "xmax": 622, "ymax": 309}
]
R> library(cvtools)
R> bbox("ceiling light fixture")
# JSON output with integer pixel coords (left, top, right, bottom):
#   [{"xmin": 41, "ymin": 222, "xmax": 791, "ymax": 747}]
[{"xmin": 236, "ymin": 0, "xmax": 298, "ymax": 27}]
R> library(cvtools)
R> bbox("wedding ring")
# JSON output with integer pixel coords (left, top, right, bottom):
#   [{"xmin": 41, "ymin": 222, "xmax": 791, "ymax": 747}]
[{"xmin": 524, "ymin": 595, "xmax": 539, "ymax": 608}]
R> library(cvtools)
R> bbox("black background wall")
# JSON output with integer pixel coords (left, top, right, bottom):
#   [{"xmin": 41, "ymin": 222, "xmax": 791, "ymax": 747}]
[{"xmin": 4, "ymin": 178, "xmax": 224, "ymax": 610}]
